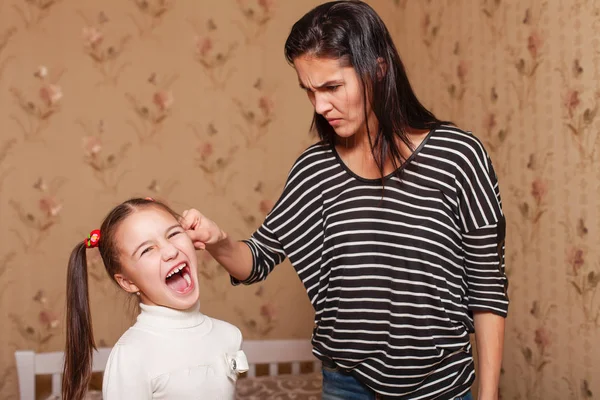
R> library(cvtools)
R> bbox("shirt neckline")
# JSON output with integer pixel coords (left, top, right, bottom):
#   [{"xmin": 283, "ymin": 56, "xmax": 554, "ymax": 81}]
[{"xmin": 329, "ymin": 128, "xmax": 436, "ymax": 184}]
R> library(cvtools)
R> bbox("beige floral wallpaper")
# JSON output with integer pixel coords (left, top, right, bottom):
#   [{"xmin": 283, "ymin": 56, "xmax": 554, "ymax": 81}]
[
  {"xmin": 388, "ymin": 1, "xmax": 600, "ymax": 399},
  {"xmin": 0, "ymin": 0, "xmax": 598, "ymax": 399}
]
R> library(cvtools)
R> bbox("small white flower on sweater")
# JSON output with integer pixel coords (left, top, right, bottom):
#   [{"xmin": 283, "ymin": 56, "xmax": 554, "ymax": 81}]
[{"xmin": 225, "ymin": 350, "xmax": 249, "ymax": 380}]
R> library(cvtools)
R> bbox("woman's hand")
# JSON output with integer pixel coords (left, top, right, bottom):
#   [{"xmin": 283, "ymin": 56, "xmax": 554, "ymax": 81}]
[
  {"xmin": 179, "ymin": 208, "xmax": 253, "ymax": 281},
  {"xmin": 180, "ymin": 209, "xmax": 227, "ymax": 250}
]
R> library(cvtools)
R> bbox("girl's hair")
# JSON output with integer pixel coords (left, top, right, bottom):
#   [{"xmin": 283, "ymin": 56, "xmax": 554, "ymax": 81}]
[
  {"xmin": 284, "ymin": 0, "xmax": 452, "ymax": 177},
  {"xmin": 62, "ymin": 197, "xmax": 179, "ymax": 400}
]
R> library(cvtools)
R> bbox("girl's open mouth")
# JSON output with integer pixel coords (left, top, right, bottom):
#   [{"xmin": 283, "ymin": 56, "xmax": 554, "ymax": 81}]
[{"xmin": 165, "ymin": 263, "xmax": 193, "ymax": 294}]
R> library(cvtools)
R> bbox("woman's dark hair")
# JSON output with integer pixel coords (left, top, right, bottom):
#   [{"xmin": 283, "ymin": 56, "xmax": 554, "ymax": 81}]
[
  {"xmin": 284, "ymin": 0, "xmax": 451, "ymax": 176},
  {"xmin": 62, "ymin": 198, "xmax": 179, "ymax": 400}
]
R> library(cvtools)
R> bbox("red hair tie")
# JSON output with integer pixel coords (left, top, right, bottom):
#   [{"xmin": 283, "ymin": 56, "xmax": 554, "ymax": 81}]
[
  {"xmin": 85, "ymin": 229, "xmax": 101, "ymax": 248},
  {"xmin": 145, "ymin": 197, "xmax": 154, "ymax": 201}
]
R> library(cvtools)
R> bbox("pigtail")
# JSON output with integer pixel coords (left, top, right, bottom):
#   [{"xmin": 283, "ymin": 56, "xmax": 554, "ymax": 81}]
[{"xmin": 62, "ymin": 242, "xmax": 96, "ymax": 400}]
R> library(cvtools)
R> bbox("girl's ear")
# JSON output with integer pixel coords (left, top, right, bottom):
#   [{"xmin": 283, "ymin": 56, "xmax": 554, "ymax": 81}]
[{"xmin": 114, "ymin": 273, "xmax": 140, "ymax": 294}]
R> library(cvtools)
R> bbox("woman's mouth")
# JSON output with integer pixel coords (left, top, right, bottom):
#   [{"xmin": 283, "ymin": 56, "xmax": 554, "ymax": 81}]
[{"xmin": 327, "ymin": 118, "xmax": 342, "ymax": 127}]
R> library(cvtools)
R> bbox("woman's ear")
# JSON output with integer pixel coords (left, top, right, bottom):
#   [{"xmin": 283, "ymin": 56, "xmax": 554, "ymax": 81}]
[
  {"xmin": 376, "ymin": 57, "xmax": 387, "ymax": 81},
  {"xmin": 114, "ymin": 273, "xmax": 140, "ymax": 294}
]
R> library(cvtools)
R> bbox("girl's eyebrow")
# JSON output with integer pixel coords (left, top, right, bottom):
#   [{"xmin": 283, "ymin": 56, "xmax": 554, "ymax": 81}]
[
  {"xmin": 165, "ymin": 224, "xmax": 181, "ymax": 234},
  {"xmin": 131, "ymin": 240, "xmax": 152, "ymax": 257},
  {"xmin": 131, "ymin": 224, "xmax": 181, "ymax": 256}
]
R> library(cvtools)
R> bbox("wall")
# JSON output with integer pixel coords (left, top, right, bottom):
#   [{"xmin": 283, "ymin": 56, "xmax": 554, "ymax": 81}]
[{"xmin": 390, "ymin": 1, "xmax": 599, "ymax": 399}]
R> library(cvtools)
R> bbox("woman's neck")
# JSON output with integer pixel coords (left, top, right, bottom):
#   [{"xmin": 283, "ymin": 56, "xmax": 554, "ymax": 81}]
[{"xmin": 335, "ymin": 126, "xmax": 430, "ymax": 179}]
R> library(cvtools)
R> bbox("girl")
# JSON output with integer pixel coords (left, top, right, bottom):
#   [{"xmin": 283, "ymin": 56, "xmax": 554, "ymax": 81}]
[
  {"xmin": 181, "ymin": 1, "xmax": 508, "ymax": 399},
  {"xmin": 62, "ymin": 198, "xmax": 247, "ymax": 400}
]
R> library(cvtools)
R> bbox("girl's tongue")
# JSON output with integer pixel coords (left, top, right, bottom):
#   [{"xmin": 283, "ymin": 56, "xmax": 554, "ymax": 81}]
[{"xmin": 165, "ymin": 268, "xmax": 192, "ymax": 293}]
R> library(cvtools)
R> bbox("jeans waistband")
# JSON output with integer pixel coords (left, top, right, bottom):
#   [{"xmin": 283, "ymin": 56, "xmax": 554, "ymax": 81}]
[{"xmin": 321, "ymin": 356, "xmax": 338, "ymax": 369}]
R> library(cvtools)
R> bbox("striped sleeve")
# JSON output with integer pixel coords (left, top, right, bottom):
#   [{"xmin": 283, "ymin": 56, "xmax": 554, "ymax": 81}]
[
  {"xmin": 455, "ymin": 137, "xmax": 509, "ymax": 317},
  {"xmin": 230, "ymin": 224, "xmax": 286, "ymax": 285},
  {"xmin": 231, "ymin": 145, "xmax": 327, "ymax": 287}
]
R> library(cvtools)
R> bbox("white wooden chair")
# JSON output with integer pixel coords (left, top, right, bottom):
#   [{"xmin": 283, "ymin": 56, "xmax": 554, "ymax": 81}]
[
  {"xmin": 15, "ymin": 340, "xmax": 320, "ymax": 399},
  {"xmin": 240, "ymin": 339, "xmax": 321, "ymax": 378},
  {"xmin": 14, "ymin": 348, "xmax": 111, "ymax": 400}
]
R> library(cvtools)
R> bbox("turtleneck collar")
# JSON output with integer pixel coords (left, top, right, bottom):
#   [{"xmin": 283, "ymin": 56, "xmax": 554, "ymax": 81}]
[{"xmin": 136, "ymin": 301, "xmax": 206, "ymax": 329}]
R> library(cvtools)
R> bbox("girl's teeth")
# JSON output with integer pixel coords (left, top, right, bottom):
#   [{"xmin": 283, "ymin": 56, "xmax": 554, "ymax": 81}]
[
  {"xmin": 183, "ymin": 273, "xmax": 191, "ymax": 285},
  {"xmin": 166, "ymin": 264, "xmax": 187, "ymax": 279}
]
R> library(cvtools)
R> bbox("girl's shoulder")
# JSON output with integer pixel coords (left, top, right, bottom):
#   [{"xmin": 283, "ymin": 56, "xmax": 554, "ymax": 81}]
[{"xmin": 207, "ymin": 318, "xmax": 243, "ymax": 342}]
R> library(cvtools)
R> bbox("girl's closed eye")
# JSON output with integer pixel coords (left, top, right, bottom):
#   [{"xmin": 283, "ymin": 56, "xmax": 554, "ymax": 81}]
[
  {"xmin": 140, "ymin": 246, "xmax": 153, "ymax": 256},
  {"xmin": 168, "ymin": 230, "xmax": 182, "ymax": 239}
]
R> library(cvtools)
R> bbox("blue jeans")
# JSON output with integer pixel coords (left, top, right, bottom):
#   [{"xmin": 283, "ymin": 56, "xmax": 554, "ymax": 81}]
[{"xmin": 322, "ymin": 366, "xmax": 473, "ymax": 400}]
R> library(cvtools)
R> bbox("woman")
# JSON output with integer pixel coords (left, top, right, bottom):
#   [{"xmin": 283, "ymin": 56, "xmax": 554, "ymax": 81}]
[{"xmin": 183, "ymin": 1, "xmax": 508, "ymax": 399}]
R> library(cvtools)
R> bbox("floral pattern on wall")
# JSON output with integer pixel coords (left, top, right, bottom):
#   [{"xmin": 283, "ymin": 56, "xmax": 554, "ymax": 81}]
[
  {"xmin": 191, "ymin": 18, "xmax": 238, "ymax": 90},
  {"xmin": 79, "ymin": 10, "xmax": 132, "ymax": 86},
  {"xmin": 79, "ymin": 119, "xmax": 132, "ymax": 193},
  {"xmin": 0, "ymin": 0, "xmax": 317, "ymax": 398},
  {"xmin": 389, "ymin": 0, "xmax": 600, "ymax": 398},
  {"xmin": 9, "ymin": 66, "xmax": 64, "ymax": 142}
]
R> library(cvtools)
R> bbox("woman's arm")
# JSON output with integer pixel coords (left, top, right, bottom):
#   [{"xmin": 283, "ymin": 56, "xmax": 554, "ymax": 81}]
[
  {"xmin": 452, "ymin": 134, "xmax": 509, "ymax": 399},
  {"xmin": 473, "ymin": 311, "xmax": 505, "ymax": 400},
  {"xmin": 180, "ymin": 209, "xmax": 253, "ymax": 281},
  {"xmin": 205, "ymin": 236, "xmax": 253, "ymax": 282}
]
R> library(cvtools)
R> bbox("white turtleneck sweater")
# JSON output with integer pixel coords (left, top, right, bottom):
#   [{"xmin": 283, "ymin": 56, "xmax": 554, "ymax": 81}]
[{"xmin": 102, "ymin": 302, "xmax": 247, "ymax": 399}]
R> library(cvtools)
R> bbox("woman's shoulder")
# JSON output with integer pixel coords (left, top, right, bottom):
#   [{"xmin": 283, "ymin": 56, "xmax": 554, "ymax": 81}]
[
  {"xmin": 294, "ymin": 140, "xmax": 333, "ymax": 164},
  {"xmin": 429, "ymin": 124, "xmax": 492, "ymax": 166},
  {"xmin": 286, "ymin": 140, "xmax": 335, "ymax": 180},
  {"xmin": 431, "ymin": 124, "xmax": 486, "ymax": 148}
]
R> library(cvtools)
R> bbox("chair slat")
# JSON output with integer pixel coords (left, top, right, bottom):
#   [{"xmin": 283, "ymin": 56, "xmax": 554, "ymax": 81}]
[
  {"xmin": 313, "ymin": 360, "xmax": 321, "ymax": 373},
  {"xmin": 291, "ymin": 362, "xmax": 300, "ymax": 375},
  {"xmin": 268, "ymin": 363, "xmax": 278, "ymax": 377},
  {"xmin": 51, "ymin": 373, "xmax": 62, "ymax": 396}
]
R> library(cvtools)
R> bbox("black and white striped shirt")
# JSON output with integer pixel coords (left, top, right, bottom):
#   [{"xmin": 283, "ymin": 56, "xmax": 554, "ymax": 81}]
[{"xmin": 234, "ymin": 126, "xmax": 509, "ymax": 399}]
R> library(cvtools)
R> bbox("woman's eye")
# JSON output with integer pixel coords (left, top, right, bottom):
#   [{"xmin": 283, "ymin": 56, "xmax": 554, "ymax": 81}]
[{"xmin": 327, "ymin": 85, "xmax": 340, "ymax": 92}]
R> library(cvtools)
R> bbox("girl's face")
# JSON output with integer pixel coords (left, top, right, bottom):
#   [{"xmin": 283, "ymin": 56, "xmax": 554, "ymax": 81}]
[
  {"xmin": 294, "ymin": 55, "xmax": 376, "ymax": 141},
  {"xmin": 113, "ymin": 207, "xmax": 200, "ymax": 310}
]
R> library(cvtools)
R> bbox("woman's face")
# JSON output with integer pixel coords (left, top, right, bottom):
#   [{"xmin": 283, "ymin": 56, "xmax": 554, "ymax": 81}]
[{"xmin": 294, "ymin": 55, "xmax": 375, "ymax": 140}]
